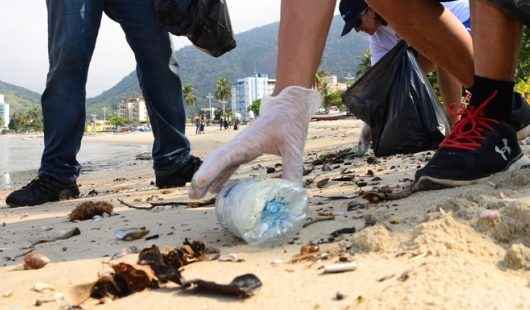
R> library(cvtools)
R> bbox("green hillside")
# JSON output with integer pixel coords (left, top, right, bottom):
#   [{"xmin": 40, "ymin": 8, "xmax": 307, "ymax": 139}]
[
  {"xmin": 0, "ymin": 80, "xmax": 40, "ymax": 114},
  {"xmin": 87, "ymin": 16, "xmax": 369, "ymax": 115}
]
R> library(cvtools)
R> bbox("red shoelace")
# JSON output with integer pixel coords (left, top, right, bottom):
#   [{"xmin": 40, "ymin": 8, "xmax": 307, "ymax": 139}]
[{"xmin": 440, "ymin": 91, "xmax": 499, "ymax": 151}]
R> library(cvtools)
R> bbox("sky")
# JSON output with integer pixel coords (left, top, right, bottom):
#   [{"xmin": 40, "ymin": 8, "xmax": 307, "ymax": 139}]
[{"xmin": 0, "ymin": 1, "xmax": 286, "ymax": 97}]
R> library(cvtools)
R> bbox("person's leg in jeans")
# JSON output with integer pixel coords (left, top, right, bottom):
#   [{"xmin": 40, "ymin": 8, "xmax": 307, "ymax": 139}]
[
  {"xmin": 6, "ymin": 0, "xmax": 103, "ymax": 207},
  {"xmin": 414, "ymin": 0, "xmax": 528, "ymax": 189},
  {"xmin": 104, "ymin": 0, "xmax": 200, "ymax": 188}
]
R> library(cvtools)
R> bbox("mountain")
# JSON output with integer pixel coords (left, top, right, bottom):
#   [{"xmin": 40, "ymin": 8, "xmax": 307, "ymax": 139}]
[
  {"xmin": 0, "ymin": 80, "xmax": 40, "ymax": 114},
  {"xmin": 87, "ymin": 15, "xmax": 369, "ymax": 115}
]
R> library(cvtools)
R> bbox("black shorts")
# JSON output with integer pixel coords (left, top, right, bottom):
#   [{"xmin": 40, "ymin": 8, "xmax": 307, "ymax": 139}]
[{"xmin": 440, "ymin": 0, "xmax": 530, "ymax": 26}]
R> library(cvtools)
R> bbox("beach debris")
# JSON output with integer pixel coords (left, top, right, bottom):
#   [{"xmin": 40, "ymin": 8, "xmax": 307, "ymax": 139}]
[
  {"xmin": 270, "ymin": 259, "xmax": 285, "ymax": 266},
  {"xmin": 218, "ymin": 253, "xmax": 245, "ymax": 263},
  {"xmin": 315, "ymin": 194, "xmax": 357, "ymax": 201},
  {"xmin": 362, "ymin": 183, "xmax": 415, "ymax": 203},
  {"xmin": 266, "ymin": 167, "xmax": 276, "ymax": 174},
  {"xmin": 398, "ymin": 270, "xmax": 411, "ymax": 282},
  {"xmin": 505, "ymin": 243, "xmax": 530, "ymax": 270},
  {"xmin": 150, "ymin": 197, "xmax": 216, "ymax": 208},
  {"xmin": 34, "ymin": 293, "xmax": 70, "ymax": 308},
  {"xmin": 323, "ymin": 262, "xmax": 358, "ymax": 274},
  {"xmin": 138, "ymin": 240, "xmax": 219, "ymax": 282},
  {"xmin": 312, "ymin": 148, "xmax": 357, "ymax": 166},
  {"xmin": 363, "ymin": 214, "xmax": 377, "ymax": 227},
  {"xmin": 303, "ymin": 166, "xmax": 314, "ymax": 176},
  {"xmin": 72, "ymin": 240, "xmax": 223, "ymax": 303},
  {"xmin": 145, "ymin": 234, "xmax": 159, "ymax": 241},
  {"xmin": 87, "ymin": 189, "xmax": 99, "ymax": 197},
  {"xmin": 118, "ymin": 197, "xmax": 216, "ymax": 210},
  {"xmin": 90, "ymin": 263, "xmax": 159, "ymax": 299},
  {"xmin": 136, "ymin": 152, "xmax": 152, "ymax": 160},
  {"xmin": 332, "ymin": 175, "xmax": 355, "ymax": 182},
  {"xmin": 1, "ymin": 290, "xmax": 13, "ymax": 298},
  {"xmin": 356, "ymin": 295, "xmax": 365, "ymax": 304},
  {"xmin": 111, "ymin": 246, "xmax": 140, "ymax": 260},
  {"xmin": 330, "ymin": 227, "xmax": 356, "ymax": 238},
  {"xmin": 322, "ymin": 163, "xmax": 333, "ymax": 172},
  {"xmin": 69, "ymin": 201, "xmax": 113, "ymax": 222},
  {"xmin": 23, "ymin": 252, "xmax": 50, "ymax": 270},
  {"xmin": 115, "ymin": 227, "xmax": 149, "ymax": 241},
  {"xmin": 334, "ymin": 292, "xmax": 345, "ymax": 301},
  {"xmin": 347, "ymin": 202, "xmax": 366, "ymax": 212},
  {"xmin": 303, "ymin": 215, "xmax": 336, "ymax": 228},
  {"xmin": 377, "ymin": 274, "xmax": 395, "ymax": 282},
  {"xmin": 32, "ymin": 282, "xmax": 55, "ymax": 293},
  {"xmin": 29, "ymin": 227, "xmax": 81, "ymax": 248},
  {"xmin": 316, "ymin": 178, "xmax": 330, "ymax": 188},
  {"xmin": 181, "ymin": 274, "xmax": 262, "ymax": 299},
  {"xmin": 291, "ymin": 244, "xmax": 320, "ymax": 263}
]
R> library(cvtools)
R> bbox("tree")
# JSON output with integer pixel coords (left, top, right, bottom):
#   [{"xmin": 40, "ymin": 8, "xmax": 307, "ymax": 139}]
[
  {"xmin": 183, "ymin": 85, "xmax": 197, "ymax": 108},
  {"xmin": 215, "ymin": 78, "xmax": 232, "ymax": 114},
  {"xmin": 355, "ymin": 50, "xmax": 372, "ymax": 80},
  {"xmin": 108, "ymin": 115, "xmax": 127, "ymax": 128},
  {"xmin": 323, "ymin": 90, "xmax": 345, "ymax": 111},
  {"xmin": 248, "ymin": 99, "xmax": 261, "ymax": 117},
  {"xmin": 315, "ymin": 70, "xmax": 331, "ymax": 95}
]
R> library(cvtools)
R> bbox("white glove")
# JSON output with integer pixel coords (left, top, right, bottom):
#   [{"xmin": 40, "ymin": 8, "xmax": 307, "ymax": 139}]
[{"xmin": 189, "ymin": 86, "xmax": 321, "ymax": 199}]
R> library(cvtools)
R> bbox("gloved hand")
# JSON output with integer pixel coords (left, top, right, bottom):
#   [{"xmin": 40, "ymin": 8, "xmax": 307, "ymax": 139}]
[{"xmin": 189, "ymin": 86, "xmax": 321, "ymax": 199}]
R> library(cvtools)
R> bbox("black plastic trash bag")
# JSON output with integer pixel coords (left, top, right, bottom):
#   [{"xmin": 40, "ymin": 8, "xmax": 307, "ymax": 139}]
[
  {"xmin": 154, "ymin": 0, "xmax": 236, "ymax": 57},
  {"xmin": 343, "ymin": 41, "xmax": 450, "ymax": 157}
]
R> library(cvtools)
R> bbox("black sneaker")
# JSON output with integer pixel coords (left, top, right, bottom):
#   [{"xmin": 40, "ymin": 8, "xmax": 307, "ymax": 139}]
[
  {"xmin": 6, "ymin": 176, "xmax": 80, "ymax": 208},
  {"xmin": 510, "ymin": 92, "xmax": 530, "ymax": 140},
  {"xmin": 155, "ymin": 156, "xmax": 202, "ymax": 189},
  {"xmin": 414, "ymin": 92, "xmax": 530, "ymax": 191}
]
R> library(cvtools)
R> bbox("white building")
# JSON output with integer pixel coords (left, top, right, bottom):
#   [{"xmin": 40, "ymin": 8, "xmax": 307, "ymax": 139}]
[
  {"xmin": 0, "ymin": 94, "xmax": 10, "ymax": 128},
  {"xmin": 118, "ymin": 97, "xmax": 148, "ymax": 123},
  {"xmin": 231, "ymin": 74, "xmax": 276, "ymax": 120},
  {"xmin": 322, "ymin": 75, "xmax": 348, "ymax": 93}
]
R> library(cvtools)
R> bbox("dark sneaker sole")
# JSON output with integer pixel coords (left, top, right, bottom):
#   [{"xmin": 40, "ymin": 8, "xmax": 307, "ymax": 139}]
[
  {"xmin": 7, "ymin": 188, "xmax": 80, "ymax": 208},
  {"xmin": 413, "ymin": 154, "xmax": 530, "ymax": 191}
]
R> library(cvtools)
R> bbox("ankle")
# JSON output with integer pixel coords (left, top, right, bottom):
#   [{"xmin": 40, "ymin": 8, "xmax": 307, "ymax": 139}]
[{"xmin": 469, "ymin": 75, "xmax": 514, "ymax": 122}]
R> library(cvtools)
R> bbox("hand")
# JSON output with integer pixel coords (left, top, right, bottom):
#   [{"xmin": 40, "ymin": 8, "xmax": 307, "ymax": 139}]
[{"xmin": 189, "ymin": 86, "xmax": 321, "ymax": 199}]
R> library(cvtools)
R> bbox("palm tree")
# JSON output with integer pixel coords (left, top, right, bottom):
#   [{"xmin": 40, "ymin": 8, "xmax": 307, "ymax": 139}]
[
  {"xmin": 215, "ymin": 78, "xmax": 232, "ymax": 116},
  {"xmin": 315, "ymin": 70, "xmax": 330, "ymax": 96},
  {"xmin": 183, "ymin": 85, "xmax": 197, "ymax": 108}
]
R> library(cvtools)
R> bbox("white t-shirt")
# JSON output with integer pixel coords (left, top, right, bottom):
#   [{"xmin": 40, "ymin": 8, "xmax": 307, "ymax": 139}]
[{"xmin": 369, "ymin": 0, "xmax": 470, "ymax": 65}]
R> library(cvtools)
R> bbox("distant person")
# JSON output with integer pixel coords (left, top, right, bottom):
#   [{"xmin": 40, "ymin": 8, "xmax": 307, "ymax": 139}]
[
  {"xmin": 200, "ymin": 115, "xmax": 206, "ymax": 134},
  {"xmin": 224, "ymin": 119, "xmax": 229, "ymax": 130},
  {"xmin": 219, "ymin": 118, "xmax": 224, "ymax": 131},
  {"xmin": 195, "ymin": 116, "xmax": 201, "ymax": 135},
  {"xmin": 234, "ymin": 118, "xmax": 240, "ymax": 130},
  {"xmin": 6, "ymin": 0, "xmax": 202, "ymax": 207}
]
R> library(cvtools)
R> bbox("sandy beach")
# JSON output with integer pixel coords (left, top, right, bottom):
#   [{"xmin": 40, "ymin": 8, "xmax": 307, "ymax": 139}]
[{"xmin": 1, "ymin": 119, "xmax": 530, "ymax": 309}]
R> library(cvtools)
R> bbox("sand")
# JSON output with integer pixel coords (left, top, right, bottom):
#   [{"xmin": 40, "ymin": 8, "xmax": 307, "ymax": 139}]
[{"xmin": 1, "ymin": 119, "xmax": 530, "ymax": 309}]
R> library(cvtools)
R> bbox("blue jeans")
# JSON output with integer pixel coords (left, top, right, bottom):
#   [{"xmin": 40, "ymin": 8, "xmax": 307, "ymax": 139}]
[{"xmin": 40, "ymin": 0, "xmax": 190, "ymax": 183}]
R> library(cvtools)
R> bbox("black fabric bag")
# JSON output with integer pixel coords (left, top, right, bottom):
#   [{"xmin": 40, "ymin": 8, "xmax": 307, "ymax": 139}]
[
  {"xmin": 154, "ymin": 0, "xmax": 236, "ymax": 57},
  {"xmin": 343, "ymin": 41, "xmax": 450, "ymax": 157}
]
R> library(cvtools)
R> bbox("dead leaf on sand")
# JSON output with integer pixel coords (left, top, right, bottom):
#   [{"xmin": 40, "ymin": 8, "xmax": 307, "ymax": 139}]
[
  {"xmin": 69, "ymin": 201, "xmax": 113, "ymax": 221},
  {"xmin": 181, "ymin": 274, "xmax": 262, "ymax": 299}
]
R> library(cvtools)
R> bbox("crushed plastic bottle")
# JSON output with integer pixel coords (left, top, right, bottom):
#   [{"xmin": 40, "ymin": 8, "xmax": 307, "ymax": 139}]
[{"xmin": 215, "ymin": 179, "xmax": 309, "ymax": 246}]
